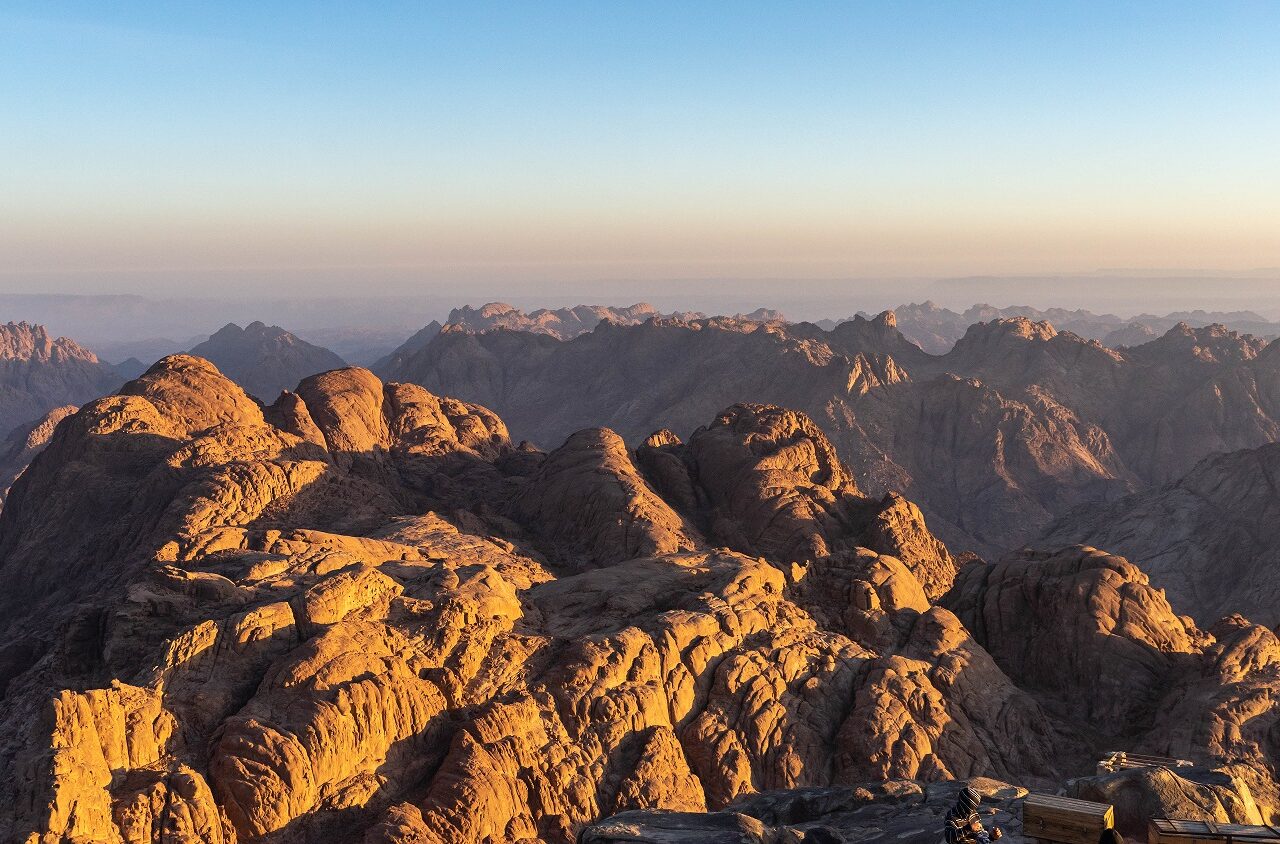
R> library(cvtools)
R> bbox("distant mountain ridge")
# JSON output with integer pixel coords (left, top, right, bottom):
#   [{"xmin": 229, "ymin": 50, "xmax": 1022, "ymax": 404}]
[
  {"xmin": 372, "ymin": 302, "xmax": 783, "ymax": 375},
  {"xmin": 0, "ymin": 321, "xmax": 123, "ymax": 439},
  {"xmin": 383, "ymin": 310, "xmax": 1280, "ymax": 555},
  {"xmin": 844, "ymin": 301, "xmax": 1280, "ymax": 353},
  {"xmin": 442, "ymin": 301, "xmax": 785, "ymax": 340},
  {"xmin": 187, "ymin": 321, "xmax": 347, "ymax": 400}
]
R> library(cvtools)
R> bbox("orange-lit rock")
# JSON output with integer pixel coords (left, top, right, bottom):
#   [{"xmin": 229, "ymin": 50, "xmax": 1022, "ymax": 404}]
[{"xmin": 3, "ymin": 354, "xmax": 1279, "ymax": 844}]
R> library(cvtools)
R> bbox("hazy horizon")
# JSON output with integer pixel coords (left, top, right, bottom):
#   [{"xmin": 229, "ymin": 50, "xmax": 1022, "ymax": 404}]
[{"xmin": 7, "ymin": 273, "xmax": 1280, "ymax": 359}]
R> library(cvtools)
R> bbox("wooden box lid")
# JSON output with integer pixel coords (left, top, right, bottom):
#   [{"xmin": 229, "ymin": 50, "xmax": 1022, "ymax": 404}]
[{"xmin": 1025, "ymin": 794, "xmax": 1115, "ymax": 819}]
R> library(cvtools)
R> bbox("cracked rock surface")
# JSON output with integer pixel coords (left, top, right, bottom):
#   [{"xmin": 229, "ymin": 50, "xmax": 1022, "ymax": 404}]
[{"xmin": 2, "ymin": 355, "xmax": 1280, "ymax": 843}]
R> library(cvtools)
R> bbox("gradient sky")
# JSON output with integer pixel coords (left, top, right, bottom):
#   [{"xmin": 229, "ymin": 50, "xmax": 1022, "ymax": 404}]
[{"xmin": 2, "ymin": 1, "xmax": 1278, "ymax": 295}]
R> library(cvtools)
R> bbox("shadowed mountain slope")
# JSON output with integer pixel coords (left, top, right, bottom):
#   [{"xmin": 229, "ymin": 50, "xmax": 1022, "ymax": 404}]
[
  {"xmin": 1043, "ymin": 441, "xmax": 1280, "ymax": 626},
  {"xmin": 384, "ymin": 312, "xmax": 1280, "ymax": 555}
]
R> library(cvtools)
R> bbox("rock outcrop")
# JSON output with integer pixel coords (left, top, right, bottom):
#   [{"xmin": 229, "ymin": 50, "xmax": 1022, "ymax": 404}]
[
  {"xmin": 1043, "ymin": 442, "xmax": 1280, "ymax": 626},
  {"xmin": 5, "ymin": 353, "xmax": 1280, "ymax": 843},
  {"xmin": 583, "ymin": 767, "xmax": 1269, "ymax": 844},
  {"xmin": 187, "ymin": 321, "xmax": 348, "ymax": 400},
  {"xmin": 944, "ymin": 547, "xmax": 1200, "ymax": 733},
  {"xmin": 0, "ymin": 404, "xmax": 76, "ymax": 506},
  {"xmin": 509, "ymin": 427, "xmax": 699, "ymax": 567},
  {"xmin": 583, "ymin": 778, "xmax": 1030, "ymax": 844},
  {"xmin": 1068, "ymin": 766, "xmax": 1263, "ymax": 839},
  {"xmin": 943, "ymin": 546, "xmax": 1280, "ymax": 819}
]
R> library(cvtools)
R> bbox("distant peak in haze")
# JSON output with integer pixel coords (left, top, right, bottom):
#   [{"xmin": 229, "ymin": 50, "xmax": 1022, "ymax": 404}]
[
  {"xmin": 187, "ymin": 321, "xmax": 346, "ymax": 400},
  {"xmin": 871, "ymin": 302, "xmax": 1280, "ymax": 355},
  {"xmin": 0, "ymin": 321, "xmax": 100, "ymax": 364},
  {"xmin": 444, "ymin": 302, "xmax": 697, "ymax": 339},
  {"xmin": 209, "ymin": 320, "xmax": 288, "ymax": 341},
  {"xmin": 441, "ymin": 302, "xmax": 788, "ymax": 341}
]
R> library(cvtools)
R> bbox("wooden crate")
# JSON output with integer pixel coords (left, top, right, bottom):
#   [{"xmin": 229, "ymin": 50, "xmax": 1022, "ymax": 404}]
[
  {"xmin": 1149, "ymin": 819, "xmax": 1280, "ymax": 844},
  {"xmin": 1023, "ymin": 793, "xmax": 1115, "ymax": 844}
]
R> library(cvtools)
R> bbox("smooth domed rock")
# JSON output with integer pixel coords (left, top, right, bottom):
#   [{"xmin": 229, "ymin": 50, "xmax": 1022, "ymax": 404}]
[{"xmin": 944, "ymin": 546, "xmax": 1201, "ymax": 734}]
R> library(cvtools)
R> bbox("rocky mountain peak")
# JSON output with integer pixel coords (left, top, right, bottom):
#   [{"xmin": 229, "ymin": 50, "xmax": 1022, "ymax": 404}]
[
  {"xmin": 965, "ymin": 316, "xmax": 1059, "ymax": 344},
  {"xmin": 0, "ymin": 320, "xmax": 99, "ymax": 364},
  {"xmin": 1129, "ymin": 321, "xmax": 1267, "ymax": 363},
  {"xmin": 0, "ymin": 322, "xmax": 125, "ymax": 440},
  {"xmin": 188, "ymin": 322, "xmax": 347, "ymax": 400}
]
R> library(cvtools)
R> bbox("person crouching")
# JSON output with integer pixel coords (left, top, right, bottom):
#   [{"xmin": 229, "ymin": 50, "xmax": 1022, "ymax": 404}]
[{"xmin": 945, "ymin": 786, "xmax": 1003, "ymax": 844}]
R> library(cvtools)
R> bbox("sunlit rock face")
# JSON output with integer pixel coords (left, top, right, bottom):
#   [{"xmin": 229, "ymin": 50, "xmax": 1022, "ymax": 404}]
[
  {"xmin": 0, "ymin": 354, "xmax": 1014, "ymax": 843},
  {"xmin": 3, "ymin": 353, "xmax": 1280, "ymax": 844}
]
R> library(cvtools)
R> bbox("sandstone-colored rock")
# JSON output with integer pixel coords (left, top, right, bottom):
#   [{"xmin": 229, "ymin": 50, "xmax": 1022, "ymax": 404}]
[
  {"xmin": 945, "ymin": 545, "xmax": 1199, "ymax": 733},
  {"xmin": 687, "ymin": 403, "xmax": 860, "ymax": 562},
  {"xmin": 1068, "ymin": 766, "xmax": 1262, "ymax": 839},
  {"xmin": 112, "ymin": 766, "xmax": 232, "ymax": 844},
  {"xmin": 510, "ymin": 427, "xmax": 699, "ymax": 567},
  {"xmin": 5, "ymin": 352, "xmax": 1280, "ymax": 844},
  {"xmin": 298, "ymin": 565, "xmax": 403, "ymax": 626},
  {"xmin": 857, "ymin": 492, "xmax": 957, "ymax": 599}
]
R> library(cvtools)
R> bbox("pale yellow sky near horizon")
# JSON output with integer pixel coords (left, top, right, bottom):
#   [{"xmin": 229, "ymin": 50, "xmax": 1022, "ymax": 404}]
[
  {"xmin": 4, "ymin": 4, "xmax": 1279, "ymax": 295},
  {"xmin": 4, "ymin": 206, "xmax": 1278, "ymax": 291}
]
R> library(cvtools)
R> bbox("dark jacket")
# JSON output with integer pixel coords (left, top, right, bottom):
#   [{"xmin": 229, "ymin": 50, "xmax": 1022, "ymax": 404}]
[{"xmin": 945, "ymin": 788, "xmax": 985, "ymax": 844}]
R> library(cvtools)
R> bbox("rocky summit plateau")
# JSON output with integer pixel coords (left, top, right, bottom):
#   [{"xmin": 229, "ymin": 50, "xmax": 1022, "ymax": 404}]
[{"xmin": 3, "ymin": 301, "xmax": 1280, "ymax": 844}]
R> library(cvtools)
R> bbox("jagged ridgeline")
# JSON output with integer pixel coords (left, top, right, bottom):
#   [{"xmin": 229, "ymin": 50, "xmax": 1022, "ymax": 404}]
[
  {"xmin": 4, "ymin": 354, "xmax": 1280, "ymax": 844},
  {"xmin": 0, "ymin": 321, "xmax": 125, "ymax": 440},
  {"xmin": 381, "ymin": 310, "xmax": 1280, "ymax": 559}
]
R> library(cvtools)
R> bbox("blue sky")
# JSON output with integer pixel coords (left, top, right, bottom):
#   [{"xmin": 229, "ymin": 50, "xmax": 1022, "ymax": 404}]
[{"xmin": 1, "ymin": 2, "xmax": 1278, "ymax": 294}]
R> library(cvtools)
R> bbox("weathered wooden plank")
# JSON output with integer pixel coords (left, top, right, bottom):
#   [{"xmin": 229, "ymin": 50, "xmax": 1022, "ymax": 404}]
[{"xmin": 1149, "ymin": 817, "xmax": 1280, "ymax": 844}]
